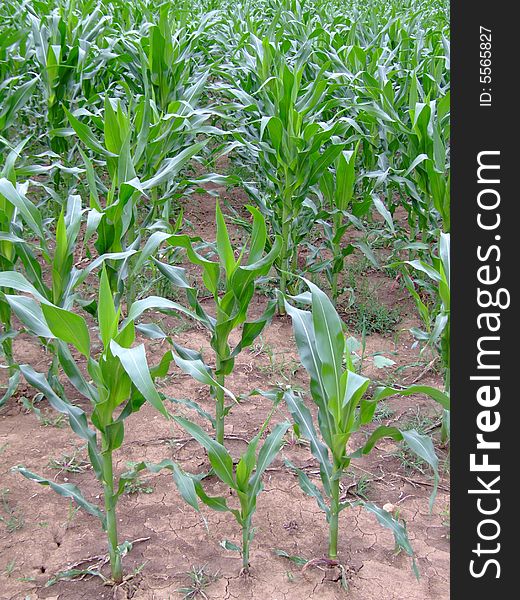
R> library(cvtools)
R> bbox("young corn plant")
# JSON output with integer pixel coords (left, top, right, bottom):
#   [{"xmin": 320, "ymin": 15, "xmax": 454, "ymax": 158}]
[
  {"xmin": 9, "ymin": 268, "xmax": 169, "ymax": 584},
  {"xmin": 0, "ymin": 184, "xmax": 136, "ymax": 400},
  {"xmin": 139, "ymin": 6, "xmax": 209, "ymax": 113},
  {"xmin": 153, "ymin": 202, "xmax": 281, "ymax": 444},
  {"xmin": 315, "ymin": 144, "xmax": 373, "ymax": 303},
  {"xmin": 171, "ymin": 412, "xmax": 290, "ymax": 572},
  {"xmin": 67, "ymin": 94, "xmax": 217, "ymax": 304},
  {"xmin": 281, "ymin": 279, "xmax": 449, "ymax": 572},
  {"xmin": 0, "ymin": 175, "xmax": 48, "ymax": 403},
  {"xmin": 396, "ymin": 232, "xmax": 450, "ymax": 440},
  {"xmin": 220, "ymin": 41, "xmax": 346, "ymax": 312}
]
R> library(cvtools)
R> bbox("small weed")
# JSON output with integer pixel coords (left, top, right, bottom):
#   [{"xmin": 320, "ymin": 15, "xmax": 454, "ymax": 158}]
[
  {"xmin": 170, "ymin": 318, "xmax": 193, "ymax": 336},
  {"xmin": 440, "ymin": 506, "xmax": 450, "ymax": 538},
  {"xmin": 395, "ymin": 447, "xmax": 427, "ymax": 475},
  {"xmin": 4, "ymin": 558, "xmax": 16, "ymax": 577},
  {"xmin": 284, "ymin": 427, "xmax": 309, "ymax": 449},
  {"xmin": 345, "ymin": 255, "xmax": 374, "ymax": 282},
  {"xmin": 392, "ymin": 408, "xmax": 441, "ymax": 473},
  {"xmin": 0, "ymin": 488, "xmax": 24, "ymax": 533},
  {"xmin": 441, "ymin": 453, "xmax": 450, "ymax": 475},
  {"xmin": 62, "ymin": 500, "xmax": 81, "ymax": 530},
  {"xmin": 21, "ymin": 395, "xmax": 65, "ymax": 428},
  {"xmin": 134, "ymin": 265, "xmax": 184, "ymax": 302},
  {"xmin": 342, "ymin": 276, "xmax": 401, "ymax": 335},
  {"xmin": 379, "ymin": 360, "xmax": 427, "ymax": 386},
  {"xmin": 253, "ymin": 340, "xmax": 299, "ymax": 381},
  {"xmin": 353, "ymin": 474, "xmax": 371, "ymax": 500},
  {"xmin": 344, "ymin": 473, "xmax": 371, "ymax": 500},
  {"xmin": 177, "ymin": 565, "xmax": 220, "ymax": 599},
  {"xmin": 48, "ymin": 447, "xmax": 90, "ymax": 475},
  {"xmin": 345, "ymin": 296, "xmax": 401, "ymax": 335},
  {"xmin": 373, "ymin": 402, "xmax": 396, "ymax": 423},
  {"xmin": 403, "ymin": 407, "xmax": 441, "ymax": 436},
  {"xmin": 16, "ymin": 576, "xmax": 36, "ymax": 583},
  {"xmin": 124, "ymin": 476, "xmax": 154, "ymax": 495}
]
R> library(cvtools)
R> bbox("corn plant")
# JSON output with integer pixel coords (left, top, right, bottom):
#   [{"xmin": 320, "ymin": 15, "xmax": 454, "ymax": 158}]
[
  {"xmin": 171, "ymin": 412, "xmax": 290, "ymax": 572},
  {"xmin": 153, "ymin": 202, "xmax": 281, "ymax": 444},
  {"xmin": 66, "ymin": 90, "xmax": 223, "ymax": 305},
  {"xmin": 280, "ymin": 279, "xmax": 449, "ymax": 569},
  {"xmin": 139, "ymin": 6, "xmax": 209, "ymax": 112},
  {"xmin": 314, "ymin": 144, "xmax": 374, "ymax": 303},
  {"xmin": 219, "ymin": 40, "xmax": 347, "ymax": 312},
  {"xmin": 395, "ymin": 96, "xmax": 450, "ymax": 234},
  {"xmin": 0, "ymin": 181, "xmax": 137, "ymax": 399},
  {"xmin": 0, "ymin": 176, "xmax": 48, "ymax": 403},
  {"xmin": 7, "ymin": 268, "xmax": 168, "ymax": 583},
  {"xmin": 396, "ymin": 232, "xmax": 450, "ymax": 439}
]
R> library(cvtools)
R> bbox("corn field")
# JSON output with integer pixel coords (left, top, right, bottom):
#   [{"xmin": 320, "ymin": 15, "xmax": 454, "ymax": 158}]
[{"xmin": 0, "ymin": 0, "xmax": 450, "ymax": 598}]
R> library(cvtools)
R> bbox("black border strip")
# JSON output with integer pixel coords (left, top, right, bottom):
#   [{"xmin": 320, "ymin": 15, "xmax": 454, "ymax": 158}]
[{"xmin": 451, "ymin": 1, "xmax": 514, "ymax": 596}]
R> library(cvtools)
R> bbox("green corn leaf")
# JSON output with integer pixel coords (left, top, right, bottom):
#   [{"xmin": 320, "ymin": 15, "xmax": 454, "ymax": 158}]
[
  {"xmin": 104, "ymin": 421, "xmax": 124, "ymax": 452},
  {"xmin": 41, "ymin": 304, "xmax": 90, "ymax": 357},
  {"xmin": 215, "ymin": 201, "xmax": 236, "ymax": 277},
  {"xmin": 165, "ymin": 235, "xmax": 219, "ymax": 295},
  {"xmin": 18, "ymin": 365, "xmax": 101, "ymax": 478},
  {"xmin": 351, "ymin": 425, "xmax": 439, "ymax": 509},
  {"xmin": 308, "ymin": 143, "xmax": 345, "ymax": 185},
  {"xmin": 151, "ymin": 259, "xmax": 192, "ymax": 289},
  {"xmin": 0, "ymin": 372, "xmax": 20, "ymax": 408},
  {"xmin": 132, "ymin": 232, "xmax": 174, "ymax": 274},
  {"xmin": 171, "ymin": 463, "xmax": 199, "ymax": 511},
  {"xmin": 341, "ymin": 370, "xmax": 370, "ymax": 420},
  {"xmin": 285, "ymin": 458, "xmax": 330, "ymax": 519},
  {"xmin": 194, "ymin": 481, "xmax": 234, "ymax": 514},
  {"xmin": 72, "ymin": 251, "xmax": 137, "ymax": 289},
  {"xmin": 15, "ymin": 467, "xmax": 104, "ymax": 522},
  {"xmin": 246, "ymin": 205, "xmax": 267, "ymax": 264},
  {"xmin": 306, "ymin": 280, "xmax": 344, "ymax": 419},
  {"xmin": 235, "ymin": 436, "xmax": 259, "ymax": 492},
  {"xmin": 0, "ymin": 77, "xmax": 38, "ymax": 131},
  {"xmin": 401, "ymin": 429, "xmax": 439, "ymax": 511},
  {"xmin": 141, "ymin": 143, "xmax": 206, "ymax": 190},
  {"xmin": 110, "ymin": 341, "xmax": 168, "ymax": 418},
  {"xmin": 103, "ymin": 97, "xmax": 122, "ymax": 155},
  {"xmin": 250, "ymin": 421, "xmax": 290, "ymax": 494},
  {"xmin": 220, "ymin": 540, "xmax": 241, "ymax": 553},
  {"xmin": 98, "ymin": 267, "xmax": 118, "ymax": 348},
  {"xmin": 5, "ymin": 295, "xmax": 54, "ymax": 338},
  {"xmin": 64, "ymin": 108, "xmax": 116, "ymax": 158},
  {"xmin": 172, "ymin": 345, "xmax": 236, "ymax": 403},
  {"xmin": 230, "ymin": 301, "xmax": 276, "ymax": 357},
  {"xmin": 283, "ymin": 390, "xmax": 331, "ymax": 482},
  {"xmin": 173, "ymin": 416, "xmax": 235, "ymax": 488},
  {"xmin": 136, "ymin": 323, "xmax": 167, "ymax": 340},
  {"xmin": 372, "ymin": 385, "xmax": 450, "ymax": 410},
  {"xmin": 56, "ymin": 341, "xmax": 98, "ymax": 403},
  {"xmin": 273, "ymin": 549, "xmax": 308, "ymax": 566},
  {"xmin": 335, "ymin": 145, "xmax": 358, "ymax": 210},
  {"xmin": 283, "ymin": 297, "xmax": 333, "ymax": 449},
  {"xmin": 166, "ymin": 396, "xmax": 215, "ymax": 427},
  {"xmin": 0, "ymin": 232, "xmax": 25, "ymax": 243},
  {"xmin": 0, "ymin": 178, "xmax": 45, "ymax": 240},
  {"xmin": 123, "ymin": 295, "xmax": 205, "ymax": 330},
  {"xmin": 362, "ymin": 502, "xmax": 419, "ymax": 579}
]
